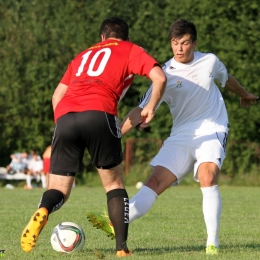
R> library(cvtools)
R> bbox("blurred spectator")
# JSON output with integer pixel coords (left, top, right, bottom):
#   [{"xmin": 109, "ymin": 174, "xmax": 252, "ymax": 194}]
[
  {"xmin": 26, "ymin": 149, "xmax": 42, "ymax": 173},
  {"xmin": 25, "ymin": 152, "xmax": 46, "ymax": 189},
  {"xmin": 6, "ymin": 152, "xmax": 28, "ymax": 174},
  {"xmin": 27, "ymin": 149, "xmax": 41, "ymax": 163}
]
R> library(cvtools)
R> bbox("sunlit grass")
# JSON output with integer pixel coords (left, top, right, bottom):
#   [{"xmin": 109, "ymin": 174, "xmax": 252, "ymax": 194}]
[{"xmin": 1, "ymin": 185, "xmax": 260, "ymax": 259}]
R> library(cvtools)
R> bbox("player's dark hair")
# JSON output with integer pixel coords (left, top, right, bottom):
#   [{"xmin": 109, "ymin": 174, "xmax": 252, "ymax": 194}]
[
  {"xmin": 99, "ymin": 17, "xmax": 129, "ymax": 40},
  {"xmin": 168, "ymin": 18, "xmax": 197, "ymax": 42}
]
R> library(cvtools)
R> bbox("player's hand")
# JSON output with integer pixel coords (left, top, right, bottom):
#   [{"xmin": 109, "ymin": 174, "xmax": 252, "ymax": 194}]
[
  {"xmin": 240, "ymin": 93, "xmax": 259, "ymax": 108},
  {"xmin": 139, "ymin": 107, "xmax": 155, "ymax": 130}
]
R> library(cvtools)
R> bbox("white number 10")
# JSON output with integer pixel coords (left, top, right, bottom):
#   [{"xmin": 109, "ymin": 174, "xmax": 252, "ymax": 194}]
[{"xmin": 76, "ymin": 48, "xmax": 111, "ymax": 77}]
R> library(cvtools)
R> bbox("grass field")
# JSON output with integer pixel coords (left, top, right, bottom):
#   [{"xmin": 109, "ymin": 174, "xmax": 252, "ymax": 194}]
[{"xmin": 1, "ymin": 185, "xmax": 260, "ymax": 259}]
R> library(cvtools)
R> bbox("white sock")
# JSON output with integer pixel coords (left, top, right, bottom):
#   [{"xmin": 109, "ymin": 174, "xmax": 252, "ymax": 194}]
[
  {"xmin": 129, "ymin": 185, "xmax": 158, "ymax": 222},
  {"xmin": 201, "ymin": 185, "xmax": 222, "ymax": 248},
  {"xmin": 36, "ymin": 173, "xmax": 41, "ymax": 182},
  {"xmin": 41, "ymin": 175, "xmax": 46, "ymax": 188},
  {"xmin": 26, "ymin": 175, "xmax": 32, "ymax": 188}
]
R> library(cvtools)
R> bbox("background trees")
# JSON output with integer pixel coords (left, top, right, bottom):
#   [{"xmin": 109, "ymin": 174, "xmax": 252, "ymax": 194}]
[{"xmin": 0, "ymin": 0, "xmax": 259, "ymax": 177}]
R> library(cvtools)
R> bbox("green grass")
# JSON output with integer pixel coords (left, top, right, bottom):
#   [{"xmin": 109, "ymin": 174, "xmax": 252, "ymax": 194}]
[{"xmin": 1, "ymin": 185, "xmax": 260, "ymax": 259}]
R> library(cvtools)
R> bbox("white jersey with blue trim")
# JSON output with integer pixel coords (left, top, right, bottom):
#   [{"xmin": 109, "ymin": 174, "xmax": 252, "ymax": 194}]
[{"xmin": 139, "ymin": 51, "xmax": 229, "ymax": 136}]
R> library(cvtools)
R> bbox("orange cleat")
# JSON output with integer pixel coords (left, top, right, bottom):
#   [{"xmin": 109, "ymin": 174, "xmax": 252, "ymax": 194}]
[{"xmin": 116, "ymin": 249, "xmax": 132, "ymax": 257}]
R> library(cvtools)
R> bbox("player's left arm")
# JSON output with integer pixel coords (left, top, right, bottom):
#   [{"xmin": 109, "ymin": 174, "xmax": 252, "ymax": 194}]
[{"xmin": 224, "ymin": 74, "xmax": 259, "ymax": 108}]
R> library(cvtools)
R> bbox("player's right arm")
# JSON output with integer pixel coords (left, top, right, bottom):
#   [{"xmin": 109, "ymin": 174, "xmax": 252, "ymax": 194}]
[
  {"xmin": 120, "ymin": 107, "xmax": 143, "ymax": 135},
  {"xmin": 52, "ymin": 83, "xmax": 68, "ymax": 112},
  {"xmin": 120, "ymin": 65, "xmax": 166, "ymax": 135},
  {"xmin": 127, "ymin": 44, "xmax": 166, "ymax": 127},
  {"xmin": 140, "ymin": 66, "xmax": 166, "ymax": 128}
]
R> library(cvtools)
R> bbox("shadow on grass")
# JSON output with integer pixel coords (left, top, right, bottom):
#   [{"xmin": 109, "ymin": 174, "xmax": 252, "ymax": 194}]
[
  {"xmin": 133, "ymin": 242, "xmax": 260, "ymax": 254},
  {"xmin": 83, "ymin": 245, "xmax": 205, "ymax": 256},
  {"xmin": 220, "ymin": 242, "xmax": 260, "ymax": 250},
  {"xmin": 132, "ymin": 245, "xmax": 205, "ymax": 254},
  {"xmin": 87, "ymin": 242, "xmax": 260, "ymax": 256}
]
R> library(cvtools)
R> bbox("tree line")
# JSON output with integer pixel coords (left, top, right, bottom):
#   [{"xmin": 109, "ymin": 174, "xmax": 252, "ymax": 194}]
[{"xmin": 0, "ymin": 0, "xmax": 259, "ymax": 177}]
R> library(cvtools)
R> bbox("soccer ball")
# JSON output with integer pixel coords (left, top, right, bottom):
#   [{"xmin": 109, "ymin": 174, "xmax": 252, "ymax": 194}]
[
  {"xmin": 51, "ymin": 222, "xmax": 85, "ymax": 254},
  {"xmin": 135, "ymin": 181, "xmax": 143, "ymax": 189}
]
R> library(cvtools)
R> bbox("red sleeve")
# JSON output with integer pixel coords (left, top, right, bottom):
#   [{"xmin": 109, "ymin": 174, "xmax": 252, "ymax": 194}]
[
  {"xmin": 128, "ymin": 44, "xmax": 160, "ymax": 78},
  {"xmin": 60, "ymin": 63, "xmax": 72, "ymax": 85}
]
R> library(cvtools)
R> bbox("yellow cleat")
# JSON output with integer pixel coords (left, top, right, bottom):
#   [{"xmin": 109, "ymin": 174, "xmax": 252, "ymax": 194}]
[
  {"xmin": 21, "ymin": 208, "xmax": 48, "ymax": 252},
  {"xmin": 87, "ymin": 211, "xmax": 115, "ymax": 239},
  {"xmin": 206, "ymin": 244, "xmax": 219, "ymax": 255}
]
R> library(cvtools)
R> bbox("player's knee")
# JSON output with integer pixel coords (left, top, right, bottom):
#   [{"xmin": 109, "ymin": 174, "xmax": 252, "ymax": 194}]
[
  {"xmin": 199, "ymin": 172, "xmax": 218, "ymax": 187},
  {"xmin": 145, "ymin": 176, "xmax": 159, "ymax": 189},
  {"xmin": 198, "ymin": 163, "xmax": 219, "ymax": 186}
]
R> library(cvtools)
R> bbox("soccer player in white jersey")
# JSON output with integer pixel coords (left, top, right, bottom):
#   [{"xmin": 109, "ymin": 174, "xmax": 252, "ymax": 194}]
[{"xmin": 87, "ymin": 18, "xmax": 258, "ymax": 255}]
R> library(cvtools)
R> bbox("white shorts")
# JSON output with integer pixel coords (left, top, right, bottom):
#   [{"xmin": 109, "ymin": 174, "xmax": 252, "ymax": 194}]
[{"xmin": 150, "ymin": 132, "xmax": 228, "ymax": 184}]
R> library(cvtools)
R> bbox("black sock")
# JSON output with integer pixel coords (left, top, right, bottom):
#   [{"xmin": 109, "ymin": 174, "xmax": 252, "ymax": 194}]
[
  {"xmin": 38, "ymin": 189, "xmax": 64, "ymax": 214},
  {"xmin": 107, "ymin": 189, "xmax": 129, "ymax": 251}
]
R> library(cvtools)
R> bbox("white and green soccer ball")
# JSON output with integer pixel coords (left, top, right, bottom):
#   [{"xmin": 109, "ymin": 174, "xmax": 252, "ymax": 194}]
[{"xmin": 51, "ymin": 222, "xmax": 85, "ymax": 254}]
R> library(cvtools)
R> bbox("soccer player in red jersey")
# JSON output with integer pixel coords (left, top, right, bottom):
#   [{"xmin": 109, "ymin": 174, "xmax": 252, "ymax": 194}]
[{"xmin": 21, "ymin": 17, "xmax": 166, "ymax": 257}]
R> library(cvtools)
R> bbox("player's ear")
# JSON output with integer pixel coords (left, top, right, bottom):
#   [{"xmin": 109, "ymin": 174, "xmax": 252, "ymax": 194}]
[{"xmin": 101, "ymin": 35, "xmax": 106, "ymax": 41}]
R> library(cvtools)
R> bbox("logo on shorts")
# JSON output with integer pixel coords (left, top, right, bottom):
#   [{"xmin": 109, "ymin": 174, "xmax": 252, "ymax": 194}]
[{"xmin": 217, "ymin": 158, "xmax": 221, "ymax": 163}]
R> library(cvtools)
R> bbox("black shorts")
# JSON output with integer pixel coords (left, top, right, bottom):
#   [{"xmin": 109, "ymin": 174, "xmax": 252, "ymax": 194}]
[{"xmin": 50, "ymin": 111, "xmax": 123, "ymax": 174}]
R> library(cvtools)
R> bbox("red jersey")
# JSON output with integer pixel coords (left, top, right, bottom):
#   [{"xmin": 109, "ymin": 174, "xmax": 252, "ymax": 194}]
[{"xmin": 54, "ymin": 39, "xmax": 159, "ymax": 122}]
